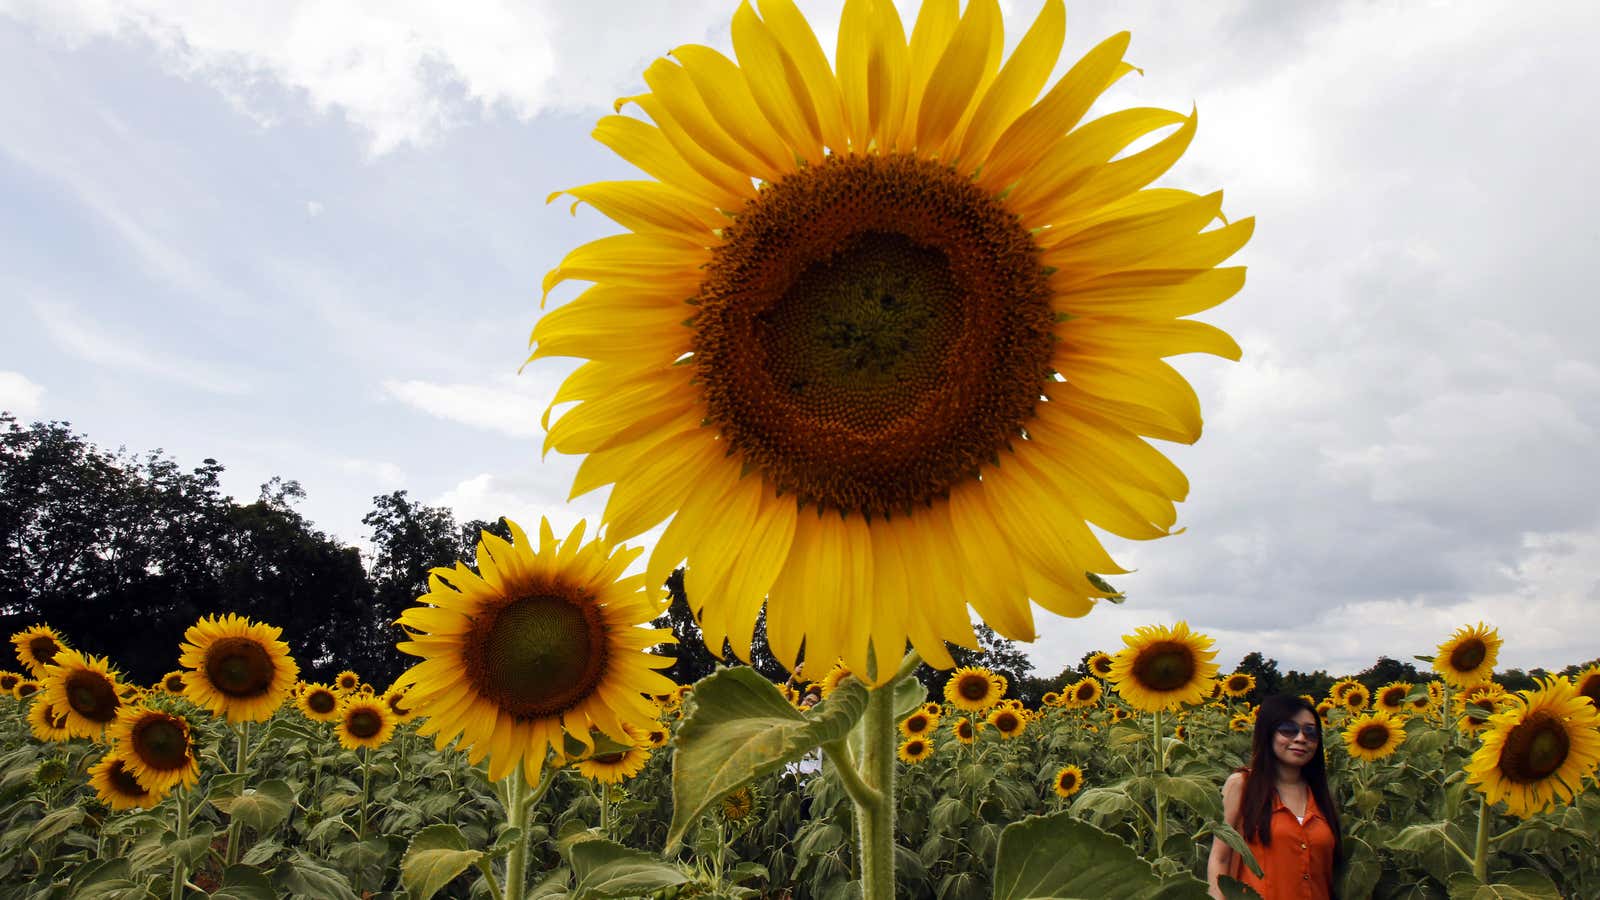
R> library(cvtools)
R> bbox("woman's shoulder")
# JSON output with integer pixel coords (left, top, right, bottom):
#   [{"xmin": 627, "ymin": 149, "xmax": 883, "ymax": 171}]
[{"xmin": 1222, "ymin": 769, "xmax": 1248, "ymax": 792}]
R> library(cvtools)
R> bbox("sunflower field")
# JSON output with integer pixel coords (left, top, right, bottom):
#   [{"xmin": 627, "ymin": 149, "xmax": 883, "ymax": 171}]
[{"xmin": 2, "ymin": 614, "xmax": 1598, "ymax": 899}]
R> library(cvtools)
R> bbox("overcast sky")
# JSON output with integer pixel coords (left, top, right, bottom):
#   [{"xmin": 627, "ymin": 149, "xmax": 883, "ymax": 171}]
[{"xmin": 2, "ymin": 0, "xmax": 1596, "ymax": 678}]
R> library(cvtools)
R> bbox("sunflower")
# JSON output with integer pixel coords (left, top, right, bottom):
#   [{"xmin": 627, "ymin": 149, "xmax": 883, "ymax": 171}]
[
  {"xmin": 1087, "ymin": 652, "xmax": 1115, "ymax": 679},
  {"xmin": 1315, "ymin": 700, "xmax": 1334, "ymax": 718},
  {"xmin": 335, "ymin": 697, "xmax": 396, "ymax": 751},
  {"xmin": 1052, "ymin": 764, "xmax": 1084, "ymax": 798},
  {"xmin": 1173, "ymin": 724, "xmax": 1188, "ymax": 742},
  {"xmin": 1041, "ymin": 691, "xmax": 1061, "ymax": 707},
  {"xmin": 383, "ymin": 686, "xmax": 418, "ymax": 723},
  {"xmin": 1110, "ymin": 706, "xmax": 1131, "ymax": 723},
  {"xmin": 534, "ymin": 0, "xmax": 1250, "ymax": 684},
  {"xmin": 643, "ymin": 724, "xmax": 671, "ymax": 748},
  {"xmin": 160, "ymin": 671, "xmax": 188, "ymax": 695},
  {"xmin": 953, "ymin": 717, "xmax": 977, "ymax": 744},
  {"xmin": 1221, "ymin": 672, "xmax": 1254, "ymax": 698},
  {"xmin": 922, "ymin": 701, "xmax": 942, "ymax": 717},
  {"xmin": 178, "ymin": 614, "xmax": 299, "ymax": 723},
  {"xmin": 1071, "ymin": 678, "xmax": 1104, "ymax": 708},
  {"xmin": 0, "ymin": 671, "xmax": 21, "ymax": 694},
  {"xmin": 1329, "ymin": 679, "xmax": 1358, "ymax": 703},
  {"xmin": 820, "ymin": 662, "xmax": 855, "ymax": 697},
  {"xmin": 28, "ymin": 700, "xmax": 73, "ymax": 742},
  {"xmin": 106, "ymin": 706, "xmax": 199, "ymax": 792},
  {"xmin": 39, "ymin": 648, "xmax": 121, "ymax": 739},
  {"xmin": 1458, "ymin": 683, "xmax": 1508, "ymax": 736},
  {"xmin": 900, "ymin": 710, "xmax": 937, "ymax": 738},
  {"xmin": 296, "ymin": 683, "xmax": 342, "ymax": 723},
  {"xmin": 335, "ymin": 671, "xmax": 360, "ymax": 692},
  {"xmin": 577, "ymin": 745, "xmax": 653, "ymax": 783},
  {"xmin": 14, "ymin": 680, "xmax": 40, "ymax": 701},
  {"xmin": 1108, "ymin": 622, "xmax": 1218, "ymax": 713},
  {"xmin": 988, "ymin": 706, "xmax": 1026, "ymax": 739},
  {"xmin": 1466, "ymin": 678, "xmax": 1600, "ymax": 818},
  {"xmin": 1342, "ymin": 711, "xmax": 1405, "ymax": 762},
  {"xmin": 1435, "ymin": 623, "xmax": 1501, "ymax": 688},
  {"xmin": 1372, "ymin": 682, "xmax": 1411, "ymax": 714},
  {"xmin": 394, "ymin": 518, "xmax": 676, "ymax": 785},
  {"xmin": 897, "ymin": 737, "xmax": 934, "ymax": 764},
  {"xmin": 944, "ymin": 667, "xmax": 1005, "ymax": 711},
  {"xmin": 1572, "ymin": 666, "xmax": 1600, "ymax": 710},
  {"xmin": 12, "ymin": 625, "xmax": 68, "ymax": 675},
  {"xmin": 719, "ymin": 785, "xmax": 758, "ymax": 823},
  {"xmin": 1341, "ymin": 683, "xmax": 1371, "ymax": 713},
  {"xmin": 1228, "ymin": 712, "xmax": 1252, "ymax": 733},
  {"xmin": 88, "ymin": 753, "xmax": 164, "ymax": 811}
]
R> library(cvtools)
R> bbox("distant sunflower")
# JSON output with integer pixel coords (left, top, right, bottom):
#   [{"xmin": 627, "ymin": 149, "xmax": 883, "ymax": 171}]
[
  {"xmin": 394, "ymin": 518, "xmax": 676, "ymax": 785},
  {"xmin": 160, "ymin": 671, "xmax": 188, "ymax": 695},
  {"xmin": 1570, "ymin": 666, "xmax": 1600, "ymax": 710},
  {"xmin": 1341, "ymin": 684, "xmax": 1371, "ymax": 713},
  {"xmin": 1467, "ymin": 678, "xmax": 1600, "ymax": 818},
  {"xmin": 719, "ymin": 785, "xmax": 758, "ymax": 823},
  {"xmin": 89, "ymin": 753, "xmax": 162, "ymax": 811},
  {"xmin": 14, "ymin": 680, "xmax": 40, "ymax": 701},
  {"xmin": 1072, "ymin": 678, "xmax": 1103, "ymax": 707},
  {"xmin": 28, "ymin": 700, "xmax": 72, "ymax": 742},
  {"xmin": 1110, "ymin": 706, "xmax": 1132, "ymax": 723},
  {"xmin": 40, "ymin": 648, "xmax": 121, "ymax": 739},
  {"xmin": 820, "ymin": 662, "xmax": 855, "ymax": 697},
  {"xmin": 1458, "ymin": 682, "xmax": 1508, "ymax": 736},
  {"xmin": 1343, "ymin": 711, "xmax": 1406, "ymax": 762},
  {"xmin": 107, "ymin": 706, "xmax": 199, "ymax": 792},
  {"xmin": 1435, "ymin": 623, "xmax": 1501, "ymax": 688},
  {"xmin": 335, "ymin": 671, "xmax": 361, "ymax": 693},
  {"xmin": 1329, "ymin": 679, "xmax": 1358, "ymax": 703},
  {"xmin": 335, "ymin": 697, "xmax": 396, "ymax": 750},
  {"xmin": 988, "ymin": 707, "xmax": 1026, "ymax": 739},
  {"xmin": 1315, "ymin": 700, "xmax": 1334, "ymax": 718},
  {"xmin": 900, "ymin": 710, "xmax": 937, "ymax": 738},
  {"xmin": 1052, "ymin": 764, "xmax": 1084, "ymax": 798},
  {"xmin": 1041, "ymin": 691, "xmax": 1061, "ymax": 707},
  {"xmin": 897, "ymin": 737, "xmax": 934, "ymax": 764},
  {"xmin": 1222, "ymin": 672, "xmax": 1254, "ymax": 698},
  {"xmin": 945, "ymin": 667, "xmax": 1005, "ymax": 711},
  {"xmin": 953, "ymin": 717, "xmax": 977, "ymax": 744},
  {"xmin": 0, "ymin": 672, "xmax": 20, "ymax": 694},
  {"xmin": 1375, "ymin": 682, "xmax": 1411, "ymax": 714},
  {"xmin": 12, "ymin": 625, "xmax": 67, "ymax": 675},
  {"xmin": 383, "ymin": 687, "xmax": 418, "ymax": 723},
  {"xmin": 1087, "ymin": 652, "xmax": 1115, "ymax": 679},
  {"xmin": 1173, "ymin": 724, "xmax": 1188, "ymax": 741},
  {"xmin": 1108, "ymin": 622, "xmax": 1218, "ymax": 713},
  {"xmin": 534, "ymin": 0, "xmax": 1251, "ymax": 683},
  {"xmin": 296, "ymin": 683, "xmax": 342, "ymax": 723},
  {"xmin": 643, "ymin": 724, "xmax": 671, "ymax": 748},
  {"xmin": 577, "ymin": 746, "xmax": 652, "ymax": 783},
  {"xmin": 178, "ymin": 614, "xmax": 299, "ymax": 723},
  {"xmin": 922, "ymin": 702, "xmax": 942, "ymax": 717},
  {"xmin": 1228, "ymin": 712, "xmax": 1252, "ymax": 732}
]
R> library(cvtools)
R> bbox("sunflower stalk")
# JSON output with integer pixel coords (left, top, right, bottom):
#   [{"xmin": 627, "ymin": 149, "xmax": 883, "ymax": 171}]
[
  {"xmin": 224, "ymin": 720, "xmax": 250, "ymax": 866},
  {"xmin": 854, "ymin": 648, "xmax": 921, "ymax": 900},
  {"xmin": 1472, "ymin": 793, "xmax": 1493, "ymax": 882},
  {"xmin": 501, "ymin": 762, "xmax": 558, "ymax": 900},
  {"xmin": 170, "ymin": 788, "xmax": 188, "ymax": 900},
  {"xmin": 1150, "ymin": 708, "xmax": 1166, "ymax": 859}
]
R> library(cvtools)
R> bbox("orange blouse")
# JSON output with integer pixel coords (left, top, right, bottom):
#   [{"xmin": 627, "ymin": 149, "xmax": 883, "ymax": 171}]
[{"xmin": 1231, "ymin": 778, "xmax": 1336, "ymax": 900}]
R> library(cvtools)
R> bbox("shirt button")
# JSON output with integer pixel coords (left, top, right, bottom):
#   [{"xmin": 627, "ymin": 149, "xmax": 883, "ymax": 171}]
[
  {"xmin": 1303, "ymin": 874, "xmax": 1310, "ymax": 880},
  {"xmin": 1301, "ymin": 842, "xmax": 1308, "ymax": 850}
]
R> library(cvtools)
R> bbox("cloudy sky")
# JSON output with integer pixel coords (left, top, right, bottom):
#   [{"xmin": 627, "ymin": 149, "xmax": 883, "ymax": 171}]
[{"xmin": 2, "ymin": 0, "xmax": 1596, "ymax": 678}]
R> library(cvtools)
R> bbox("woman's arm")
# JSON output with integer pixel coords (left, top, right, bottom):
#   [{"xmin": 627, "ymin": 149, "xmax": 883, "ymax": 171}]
[{"xmin": 1207, "ymin": 772, "xmax": 1245, "ymax": 900}]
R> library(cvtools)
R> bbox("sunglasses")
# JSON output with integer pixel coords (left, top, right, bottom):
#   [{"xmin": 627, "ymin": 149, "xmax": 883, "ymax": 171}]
[{"xmin": 1274, "ymin": 723, "xmax": 1321, "ymax": 741}]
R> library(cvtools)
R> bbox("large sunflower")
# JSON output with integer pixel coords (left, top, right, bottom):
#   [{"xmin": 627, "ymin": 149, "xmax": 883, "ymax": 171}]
[
  {"xmin": 1434, "ymin": 623, "xmax": 1501, "ymax": 688},
  {"xmin": 944, "ymin": 666, "xmax": 1005, "ymax": 711},
  {"xmin": 1107, "ymin": 622, "xmax": 1218, "ymax": 713},
  {"xmin": 1342, "ymin": 711, "xmax": 1406, "ymax": 762},
  {"xmin": 335, "ymin": 697, "xmax": 396, "ymax": 751},
  {"xmin": 533, "ymin": 0, "xmax": 1250, "ymax": 682},
  {"xmin": 297, "ymin": 683, "xmax": 342, "ymax": 723},
  {"xmin": 88, "ymin": 753, "xmax": 164, "ymax": 811},
  {"xmin": 39, "ymin": 648, "xmax": 122, "ymax": 739},
  {"xmin": 106, "ymin": 706, "xmax": 200, "ymax": 792},
  {"xmin": 394, "ymin": 518, "xmax": 676, "ymax": 785},
  {"xmin": 11, "ymin": 625, "xmax": 68, "ymax": 675},
  {"xmin": 178, "ymin": 614, "xmax": 299, "ymax": 723},
  {"xmin": 1466, "ymin": 678, "xmax": 1600, "ymax": 818}
]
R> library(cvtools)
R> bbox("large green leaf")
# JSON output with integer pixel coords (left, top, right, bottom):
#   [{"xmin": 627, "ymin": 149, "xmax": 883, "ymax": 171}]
[
  {"xmin": 161, "ymin": 823, "xmax": 217, "ymax": 868},
  {"xmin": 992, "ymin": 812, "xmax": 1209, "ymax": 899},
  {"xmin": 211, "ymin": 864, "xmax": 279, "ymax": 900},
  {"xmin": 568, "ymin": 839, "xmax": 688, "ymax": 899},
  {"xmin": 212, "ymin": 778, "xmax": 294, "ymax": 833},
  {"xmin": 1446, "ymin": 869, "xmax": 1562, "ymax": 900},
  {"xmin": 666, "ymin": 667, "xmax": 867, "ymax": 850},
  {"xmin": 1205, "ymin": 821, "xmax": 1262, "ymax": 879},
  {"xmin": 401, "ymin": 823, "xmax": 484, "ymax": 900},
  {"xmin": 273, "ymin": 853, "xmax": 358, "ymax": 899},
  {"xmin": 1154, "ymin": 773, "xmax": 1221, "ymax": 820},
  {"xmin": 1216, "ymin": 877, "xmax": 1263, "ymax": 900},
  {"xmin": 28, "ymin": 807, "xmax": 84, "ymax": 844}
]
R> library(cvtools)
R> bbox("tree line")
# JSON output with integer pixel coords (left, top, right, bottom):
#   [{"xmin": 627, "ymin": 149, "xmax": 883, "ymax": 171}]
[{"xmin": 2, "ymin": 413, "xmax": 1589, "ymax": 699}]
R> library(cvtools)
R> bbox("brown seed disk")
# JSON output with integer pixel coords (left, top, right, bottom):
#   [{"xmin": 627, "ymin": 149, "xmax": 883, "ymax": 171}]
[
  {"xmin": 463, "ymin": 584, "xmax": 609, "ymax": 720},
  {"xmin": 348, "ymin": 710, "xmax": 383, "ymax": 739},
  {"xmin": 692, "ymin": 153, "xmax": 1054, "ymax": 518},
  {"xmin": 307, "ymin": 690, "xmax": 337, "ymax": 714},
  {"xmin": 1356, "ymin": 724, "xmax": 1391, "ymax": 751},
  {"xmin": 205, "ymin": 637, "xmax": 276, "ymax": 698},
  {"xmin": 1450, "ymin": 639, "xmax": 1487, "ymax": 673},
  {"xmin": 132, "ymin": 715, "xmax": 191, "ymax": 770},
  {"xmin": 1498, "ymin": 712, "xmax": 1570, "ymax": 783},
  {"xmin": 1131, "ymin": 643, "xmax": 1196, "ymax": 693},
  {"xmin": 66, "ymin": 671, "xmax": 120, "ymax": 722}
]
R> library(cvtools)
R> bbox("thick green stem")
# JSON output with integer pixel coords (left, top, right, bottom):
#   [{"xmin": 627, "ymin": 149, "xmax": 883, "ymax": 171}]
[
  {"xmin": 224, "ymin": 721, "xmax": 251, "ymax": 866},
  {"xmin": 599, "ymin": 782, "xmax": 611, "ymax": 838},
  {"xmin": 1473, "ymin": 793, "xmax": 1492, "ymax": 882},
  {"xmin": 503, "ymin": 768, "xmax": 529, "ymax": 900},
  {"xmin": 359, "ymin": 747, "xmax": 372, "ymax": 839},
  {"xmin": 170, "ymin": 789, "xmax": 189, "ymax": 900},
  {"xmin": 854, "ymin": 649, "xmax": 920, "ymax": 900},
  {"xmin": 1151, "ymin": 708, "xmax": 1166, "ymax": 859}
]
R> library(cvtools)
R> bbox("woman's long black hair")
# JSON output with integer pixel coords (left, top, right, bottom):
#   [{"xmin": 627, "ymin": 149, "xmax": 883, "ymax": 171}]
[{"xmin": 1240, "ymin": 695, "xmax": 1343, "ymax": 884}]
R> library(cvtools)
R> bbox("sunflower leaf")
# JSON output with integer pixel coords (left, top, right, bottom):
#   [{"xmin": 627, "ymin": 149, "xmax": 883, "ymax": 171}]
[
  {"xmin": 665, "ymin": 667, "xmax": 867, "ymax": 851},
  {"xmin": 993, "ymin": 812, "xmax": 1211, "ymax": 899},
  {"xmin": 568, "ymin": 839, "xmax": 688, "ymax": 899},
  {"xmin": 401, "ymin": 824, "xmax": 483, "ymax": 900}
]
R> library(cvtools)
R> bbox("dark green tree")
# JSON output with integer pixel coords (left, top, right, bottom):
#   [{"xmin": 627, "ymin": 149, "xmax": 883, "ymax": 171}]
[
  {"xmin": 360, "ymin": 491, "xmax": 468, "ymax": 684},
  {"xmin": 1232, "ymin": 651, "xmax": 1284, "ymax": 703},
  {"xmin": 652, "ymin": 567, "xmax": 787, "ymax": 686}
]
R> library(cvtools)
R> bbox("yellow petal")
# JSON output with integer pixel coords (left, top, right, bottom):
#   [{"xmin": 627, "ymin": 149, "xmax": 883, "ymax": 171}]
[
  {"xmin": 548, "ymin": 180, "xmax": 721, "ymax": 237},
  {"xmin": 956, "ymin": 0, "xmax": 1063, "ymax": 166},
  {"xmin": 1042, "ymin": 191, "xmax": 1225, "ymax": 283},
  {"xmin": 720, "ymin": 483, "xmax": 798, "ymax": 664},
  {"xmin": 671, "ymin": 44, "xmax": 798, "ymax": 178},
  {"xmin": 593, "ymin": 114, "xmax": 747, "ymax": 212},
  {"xmin": 1040, "ymin": 110, "xmax": 1198, "ymax": 226},
  {"xmin": 1008, "ymin": 108, "xmax": 1188, "ymax": 223},
  {"xmin": 731, "ymin": 1, "xmax": 824, "ymax": 164},
  {"xmin": 1055, "ymin": 267, "xmax": 1246, "ymax": 319},
  {"xmin": 1053, "ymin": 357, "xmax": 1203, "ymax": 443},
  {"xmin": 1057, "ymin": 316, "xmax": 1243, "ymax": 362},
  {"xmin": 542, "ymin": 232, "xmax": 708, "ymax": 302},
  {"xmin": 837, "ymin": 0, "xmax": 908, "ymax": 151},
  {"xmin": 916, "ymin": 0, "xmax": 1001, "ymax": 153},
  {"xmin": 757, "ymin": 0, "xmax": 848, "ymax": 152},
  {"xmin": 529, "ymin": 285, "xmax": 693, "ymax": 365},
  {"xmin": 627, "ymin": 92, "xmax": 762, "ymax": 204},
  {"xmin": 894, "ymin": 0, "xmax": 958, "ymax": 151},
  {"xmin": 602, "ymin": 429, "xmax": 723, "ymax": 542}
]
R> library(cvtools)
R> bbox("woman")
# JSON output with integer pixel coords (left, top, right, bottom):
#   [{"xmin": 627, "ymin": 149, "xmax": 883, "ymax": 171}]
[{"xmin": 1208, "ymin": 695, "xmax": 1342, "ymax": 899}]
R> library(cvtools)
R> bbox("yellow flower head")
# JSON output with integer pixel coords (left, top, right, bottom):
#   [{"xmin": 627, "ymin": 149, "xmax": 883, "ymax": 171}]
[
  {"xmin": 820, "ymin": 662, "xmax": 855, "ymax": 697},
  {"xmin": 11, "ymin": 625, "xmax": 68, "ymax": 675},
  {"xmin": 0, "ymin": 671, "xmax": 21, "ymax": 694},
  {"xmin": 719, "ymin": 785, "xmax": 758, "ymax": 822},
  {"xmin": 89, "ymin": 752, "xmax": 165, "ymax": 811},
  {"xmin": 1228, "ymin": 712, "xmax": 1252, "ymax": 733},
  {"xmin": 178, "ymin": 614, "xmax": 299, "ymax": 723},
  {"xmin": 1341, "ymin": 683, "xmax": 1371, "ymax": 713},
  {"xmin": 106, "ymin": 706, "xmax": 200, "ymax": 792},
  {"xmin": 335, "ymin": 671, "xmax": 361, "ymax": 692},
  {"xmin": 534, "ymin": 0, "xmax": 1250, "ymax": 684},
  {"xmin": 1052, "ymin": 764, "xmax": 1084, "ymax": 798},
  {"xmin": 297, "ymin": 683, "xmax": 343, "ymax": 723},
  {"xmin": 40, "ymin": 648, "xmax": 122, "ymax": 739},
  {"xmin": 576, "ymin": 745, "xmax": 652, "ymax": 784},
  {"xmin": 383, "ymin": 686, "xmax": 418, "ymax": 723},
  {"xmin": 953, "ymin": 716, "xmax": 978, "ymax": 744},
  {"xmin": 987, "ymin": 706, "xmax": 1026, "ymax": 739},
  {"xmin": 897, "ymin": 737, "xmax": 934, "ymax": 764},
  {"xmin": 900, "ymin": 710, "xmax": 937, "ymax": 738},
  {"xmin": 944, "ymin": 666, "xmax": 1005, "ymax": 711},
  {"xmin": 1466, "ymin": 678, "xmax": 1600, "ymax": 818},
  {"xmin": 1434, "ymin": 623, "xmax": 1501, "ymax": 688},
  {"xmin": 1086, "ymin": 652, "xmax": 1115, "ymax": 679},
  {"xmin": 1458, "ymin": 682, "xmax": 1508, "ymax": 736},
  {"xmin": 336, "ymin": 696, "xmax": 396, "ymax": 751},
  {"xmin": 1108, "ymin": 622, "xmax": 1218, "ymax": 712},
  {"xmin": 1374, "ymin": 682, "xmax": 1412, "ymax": 714},
  {"xmin": 1221, "ymin": 672, "xmax": 1255, "ymax": 698},
  {"xmin": 394, "ymin": 518, "xmax": 676, "ymax": 785},
  {"xmin": 1342, "ymin": 711, "xmax": 1406, "ymax": 762},
  {"xmin": 14, "ymin": 679, "xmax": 40, "ymax": 701},
  {"xmin": 160, "ymin": 671, "xmax": 188, "ymax": 695},
  {"xmin": 1571, "ymin": 666, "xmax": 1600, "ymax": 711},
  {"xmin": 28, "ymin": 699, "xmax": 73, "ymax": 742}
]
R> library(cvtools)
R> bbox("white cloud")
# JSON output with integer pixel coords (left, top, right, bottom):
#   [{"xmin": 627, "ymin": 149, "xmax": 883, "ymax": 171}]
[
  {"xmin": 381, "ymin": 375, "xmax": 547, "ymax": 438},
  {"xmin": 335, "ymin": 457, "xmax": 406, "ymax": 487},
  {"xmin": 0, "ymin": 371, "xmax": 45, "ymax": 415},
  {"xmin": 436, "ymin": 468, "xmax": 599, "ymax": 538},
  {"xmin": 29, "ymin": 300, "xmax": 253, "ymax": 395},
  {"xmin": 305, "ymin": 200, "xmax": 323, "ymax": 217}
]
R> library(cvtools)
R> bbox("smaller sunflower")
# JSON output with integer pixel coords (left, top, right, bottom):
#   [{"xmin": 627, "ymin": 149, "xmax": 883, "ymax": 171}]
[
  {"xmin": 1375, "ymin": 682, "xmax": 1412, "ymax": 714},
  {"xmin": 1435, "ymin": 623, "xmax": 1502, "ymax": 688},
  {"xmin": 1315, "ymin": 700, "xmax": 1334, "ymax": 718},
  {"xmin": 819, "ymin": 662, "xmax": 855, "ymax": 698},
  {"xmin": 1110, "ymin": 706, "xmax": 1132, "ymax": 723},
  {"xmin": 897, "ymin": 737, "xmax": 933, "ymax": 764},
  {"xmin": 14, "ymin": 679, "xmax": 41, "ymax": 701},
  {"xmin": 944, "ymin": 667, "xmax": 1005, "ymax": 712},
  {"xmin": 1222, "ymin": 672, "xmax": 1255, "ymax": 698},
  {"xmin": 1329, "ymin": 679, "xmax": 1359, "ymax": 703},
  {"xmin": 1052, "ymin": 764, "xmax": 1085, "ymax": 799},
  {"xmin": 1174, "ymin": 724, "xmax": 1188, "ymax": 742},
  {"xmin": 953, "ymin": 717, "xmax": 977, "ymax": 744},
  {"xmin": 382, "ymin": 686, "xmax": 417, "ymax": 723},
  {"xmin": 576, "ymin": 746, "xmax": 652, "ymax": 783},
  {"xmin": 1086, "ymin": 652, "xmax": 1115, "ymax": 679},
  {"xmin": 719, "ymin": 785, "xmax": 758, "ymax": 823},
  {"xmin": 40, "ymin": 648, "xmax": 122, "ymax": 739},
  {"xmin": 1341, "ymin": 683, "xmax": 1371, "ymax": 713},
  {"xmin": 335, "ymin": 697, "xmax": 396, "ymax": 751},
  {"xmin": 178, "ymin": 614, "xmax": 299, "ymax": 723},
  {"xmin": 1458, "ymin": 683, "xmax": 1508, "ymax": 736},
  {"xmin": 988, "ymin": 707, "xmax": 1026, "ymax": 739},
  {"xmin": 1228, "ymin": 712, "xmax": 1253, "ymax": 732},
  {"xmin": 1071, "ymin": 678, "xmax": 1103, "ymax": 708},
  {"xmin": 1108, "ymin": 622, "xmax": 1219, "ymax": 713},
  {"xmin": 643, "ymin": 724, "xmax": 670, "ymax": 748},
  {"xmin": 779, "ymin": 683, "xmax": 801, "ymax": 707},
  {"xmin": 922, "ymin": 702, "xmax": 942, "ymax": 717},
  {"xmin": 335, "ymin": 671, "xmax": 361, "ymax": 693},
  {"xmin": 106, "ymin": 706, "xmax": 199, "ymax": 792},
  {"xmin": 1041, "ymin": 691, "xmax": 1061, "ymax": 707},
  {"xmin": 28, "ymin": 700, "xmax": 72, "ymax": 742},
  {"xmin": 1569, "ymin": 666, "xmax": 1600, "ymax": 710},
  {"xmin": 89, "ymin": 753, "xmax": 164, "ymax": 811},
  {"xmin": 1466, "ymin": 678, "xmax": 1600, "ymax": 818},
  {"xmin": 296, "ymin": 683, "xmax": 342, "ymax": 723},
  {"xmin": 900, "ymin": 710, "xmax": 937, "ymax": 738},
  {"xmin": 1343, "ymin": 711, "xmax": 1406, "ymax": 762},
  {"xmin": 160, "ymin": 671, "xmax": 188, "ymax": 695},
  {"xmin": 11, "ymin": 625, "xmax": 68, "ymax": 675},
  {"xmin": 0, "ymin": 671, "xmax": 21, "ymax": 694}
]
